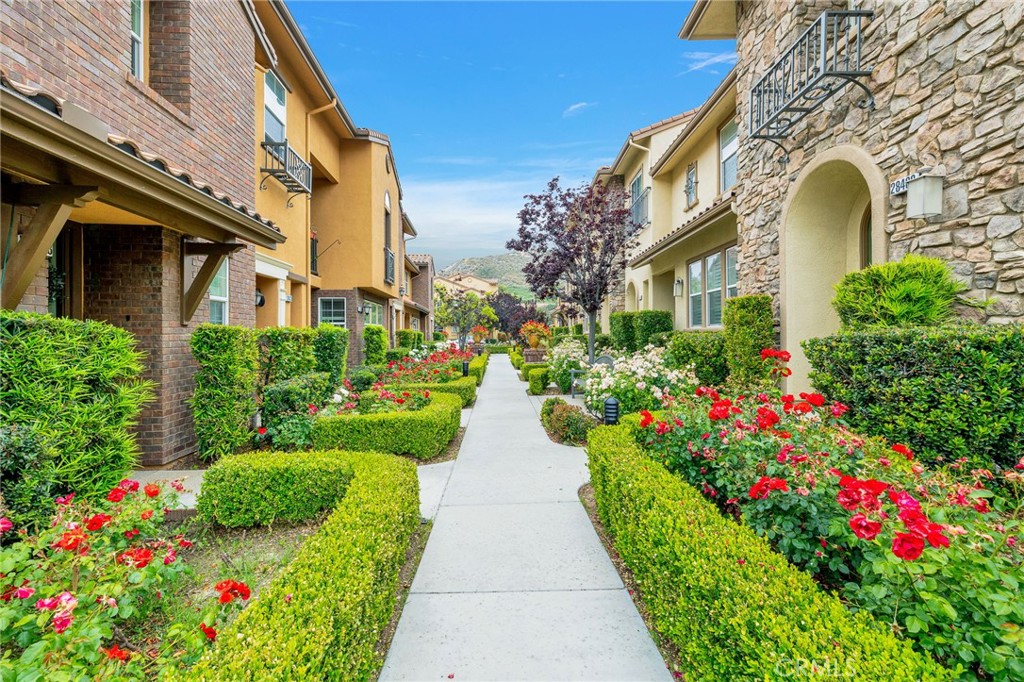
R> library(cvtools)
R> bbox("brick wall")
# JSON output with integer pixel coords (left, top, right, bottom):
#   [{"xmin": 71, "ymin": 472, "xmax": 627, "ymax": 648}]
[
  {"xmin": 312, "ymin": 288, "xmax": 388, "ymax": 367},
  {"xmin": 733, "ymin": 0, "xmax": 1024, "ymax": 322},
  {"xmin": 1, "ymin": 0, "xmax": 256, "ymax": 205}
]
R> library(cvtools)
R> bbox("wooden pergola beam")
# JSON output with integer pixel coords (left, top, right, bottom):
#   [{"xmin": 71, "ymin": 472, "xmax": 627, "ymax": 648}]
[
  {"xmin": 1, "ymin": 185, "xmax": 98, "ymax": 310},
  {"xmin": 180, "ymin": 239, "xmax": 245, "ymax": 325}
]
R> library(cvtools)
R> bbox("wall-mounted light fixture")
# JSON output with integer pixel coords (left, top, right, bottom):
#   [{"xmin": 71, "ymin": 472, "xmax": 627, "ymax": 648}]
[
  {"xmin": 906, "ymin": 171, "xmax": 944, "ymax": 219},
  {"xmin": 255, "ymin": 289, "xmax": 266, "ymax": 307},
  {"xmin": 673, "ymin": 279, "xmax": 684, "ymax": 297}
]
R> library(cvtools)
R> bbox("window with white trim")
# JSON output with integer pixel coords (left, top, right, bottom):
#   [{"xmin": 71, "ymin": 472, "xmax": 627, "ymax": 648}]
[
  {"xmin": 687, "ymin": 244, "xmax": 739, "ymax": 328},
  {"xmin": 685, "ymin": 161, "xmax": 698, "ymax": 208},
  {"xmin": 720, "ymin": 120, "xmax": 738, "ymax": 191},
  {"xmin": 264, "ymin": 71, "xmax": 286, "ymax": 144},
  {"xmin": 130, "ymin": 0, "xmax": 145, "ymax": 79},
  {"xmin": 319, "ymin": 297, "xmax": 346, "ymax": 327},
  {"xmin": 630, "ymin": 171, "xmax": 643, "ymax": 202},
  {"xmin": 364, "ymin": 301, "xmax": 384, "ymax": 326},
  {"xmin": 209, "ymin": 259, "xmax": 229, "ymax": 325}
]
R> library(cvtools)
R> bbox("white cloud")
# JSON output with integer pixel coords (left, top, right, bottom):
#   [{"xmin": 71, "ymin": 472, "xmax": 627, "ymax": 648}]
[
  {"xmin": 562, "ymin": 101, "xmax": 596, "ymax": 118},
  {"xmin": 677, "ymin": 51, "xmax": 738, "ymax": 76}
]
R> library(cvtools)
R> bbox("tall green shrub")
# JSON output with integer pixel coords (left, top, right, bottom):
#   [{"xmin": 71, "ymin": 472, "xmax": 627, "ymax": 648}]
[
  {"xmin": 609, "ymin": 311, "xmax": 636, "ymax": 351},
  {"xmin": 634, "ymin": 310, "xmax": 673, "ymax": 348},
  {"xmin": 191, "ymin": 325, "xmax": 258, "ymax": 462},
  {"xmin": 667, "ymin": 330, "xmax": 727, "ymax": 386},
  {"xmin": 833, "ymin": 254, "xmax": 983, "ymax": 328},
  {"xmin": 363, "ymin": 324, "xmax": 387, "ymax": 365},
  {"xmin": 259, "ymin": 327, "xmax": 317, "ymax": 386},
  {"xmin": 1, "ymin": 312, "xmax": 154, "ymax": 501},
  {"xmin": 313, "ymin": 324, "xmax": 349, "ymax": 388},
  {"xmin": 804, "ymin": 324, "xmax": 1024, "ymax": 468},
  {"xmin": 396, "ymin": 329, "xmax": 423, "ymax": 348},
  {"xmin": 722, "ymin": 295, "xmax": 774, "ymax": 389},
  {"xmin": 0, "ymin": 424, "xmax": 59, "ymax": 531}
]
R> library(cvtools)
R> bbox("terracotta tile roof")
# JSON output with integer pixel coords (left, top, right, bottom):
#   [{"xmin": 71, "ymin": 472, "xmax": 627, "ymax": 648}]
[
  {"xmin": 407, "ymin": 253, "xmax": 434, "ymax": 265},
  {"xmin": 629, "ymin": 109, "xmax": 700, "ymax": 139},
  {"xmin": 629, "ymin": 190, "xmax": 735, "ymax": 267},
  {"xmin": 0, "ymin": 71, "xmax": 280, "ymax": 235}
]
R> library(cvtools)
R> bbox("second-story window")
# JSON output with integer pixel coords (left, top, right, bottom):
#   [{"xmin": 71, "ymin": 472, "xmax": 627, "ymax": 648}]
[
  {"xmin": 209, "ymin": 259, "xmax": 229, "ymax": 325},
  {"xmin": 630, "ymin": 171, "xmax": 643, "ymax": 203},
  {"xmin": 264, "ymin": 71, "xmax": 287, "ymax": 144},
  {"xmin": 130, "ymin": 0, "xmax": 145, "ymax": 79},
  {"xmin": 720, "ymin": 119, "xmax": 738, "ymax": 191},
  {"xmin": 685, "ymin": 161, "xmax": 698, "ymax": 208}
]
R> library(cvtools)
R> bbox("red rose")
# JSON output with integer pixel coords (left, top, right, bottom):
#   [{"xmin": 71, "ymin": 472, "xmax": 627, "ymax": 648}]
[
  {"xmin": 107, "ymin": 488, "xmax": 127, "ymax": 503},
  {"xmin": 118, "ymin": 547, "xmax": 154, "ymax": 569},
  {"xmin": 257, "ymin": 426, "xmax": 268, "ymax": 436},
  {"xmin": 85, "ymin": 513, "xmax": 112, "ymax": 531},
  {"xmin": 144, "ymin": 483, "xmax": 160, "ymax": 498},
  {"xmin": 748, "ymin": 476, "xmax": 789, "ymax": 499},
  {"xmin": 831, "ymin": 402, "xmax": 849, "ymax": 418},
  {"xmin": 101, "ymin": 644, "xmax": 131, "ymax": 661},
  {"xmin": 141, "ymin": 509, "xmax": 154, "ymax": 520},
  {"xmin": 199, "ymin": 622, "xmax": 217, "ymax": 641},
  {"xmin": 654, "ymin": 421, "xmax": 672, "ymax": 436},
  {"xmin": 53, "ymin": 527, "xmax": 87, "ymax": 552},
  {"xmin": 638, "ymin": 410, "xmax": 654, "ymax": 428},
  {"xmin": 892, "ymin": 533, "xmax": 925, "ymax": 561},
  {"xmin": 118, "ymin": 479, "xmax": 140, "ymax": 492},
  {"xmin": 214, "ymin": 579, "xmax": 251, "ymax": 603},
  {"xmin": 891, "ymin": 443, "xmax": 914, "ymax": 460},
  {"xmin": 849, "ymin": 513, "xmax": 882, "ymax": 540}
]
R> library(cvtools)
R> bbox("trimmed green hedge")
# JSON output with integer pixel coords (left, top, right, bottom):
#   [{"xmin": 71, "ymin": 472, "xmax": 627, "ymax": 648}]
[
  {"xmin": 549, "ymin": 333, "xmax": 586, "ymax": 349},
  {"xmin": 634, "ymin": 310, "xmax": 673, "ymax": 348},
  {"xmin": 722, "ymin": 294, "xmax": 774, "ymax": 389},
  {"xmin": 609, "ymin": 312, "xmax": 636, "ymax": 351},
  {"xmin": 510, "ymin": 351, "xmax": 524, "ymax": 369},
  {"xmin": 185, "ymin": 450, "xmax": 418, "ymax": 680},
  {"xmin": 519, "ymin": 362, "xmax": 548, "ymax": 382},
  {"xmin": 551, "ymin": 326, "xmax": 568, "ymax": 337},
  {"xmin": 432, "ymin": 331, "xmax": 446, "ymax": 342},
  {"xmin": 313, "ymin": 324, "xmax": 349, "ymax": 388},
  {"xmin": 363, "ymin": 324, "xmax": 387, "ymax": 365},
  {"xmin": 391, "ymin": 376, "xmax": 477, "ymax": 407},
  {"xmin": 191, "ymin": 325, "xmax": 259, "ymax": 461},
  {"xmin": 312, "ymin": 392, "xmax": 462, "ymax": 459},
  {"xmin": 395, "ymin": 329, "xmax": 424, "ymax": 348},
  {"xmin": 259, "ymin": 327, "xmax": 317, "ymax": 386},
  {"xmin": 197, "ymin": 451, "xmax": 353, "ymax": 527},
  {"xmin": 571, "ymin": 323, "xmax": 584, "ymax": 335},
  {"xmin": 804, "ymin": 324, "xmax": 1024, "ymax": 468},
  {"xmin": 485, "ymin": 344, "xmax": 511, "ymax": 354},
  {"xmin": 468, "ymin": 352, "xmax": 489, "ymax": 385},
  {"xmin": 528, "ymin": 367, "xmax": 549, "ymax": 395},
  {"xmin": 1, "ymin": 311, "xmax": 154, "ymax": 506},
  {"xmin": 587, "ymin": 425, "xmax": 951, "ymax": 681},
  {"xmin": 667, "ymin": 330, "xmax": 727, "ymax": 386}
]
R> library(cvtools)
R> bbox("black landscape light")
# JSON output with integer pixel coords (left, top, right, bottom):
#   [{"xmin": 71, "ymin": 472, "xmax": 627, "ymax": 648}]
[
  {"xmin": 476, "ymin": 347, "xmax": 483, "ymax": 356},
  {"xmin": 462, "ymin": 360, "xmax": 469, "ymax": 377},
  {"xmin": 603, "ymin": 397, "xmax": 620, "ymax": 425}
]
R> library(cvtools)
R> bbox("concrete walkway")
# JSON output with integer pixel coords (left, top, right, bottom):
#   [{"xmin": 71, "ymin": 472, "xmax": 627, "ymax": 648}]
[{"xmin": 381, "ymin": 357, "xmax": 670, "ymax": 681}]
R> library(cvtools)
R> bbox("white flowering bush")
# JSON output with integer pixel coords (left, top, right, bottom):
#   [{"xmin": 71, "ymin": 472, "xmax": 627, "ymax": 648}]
[
  {"xmin": 584, "ymin": 345, "xmax": 697, "ymax": 414},
  {"xmin": 549, "ymin": 338, "xmax": 588, "ymax": 393},
  {"xmin": 409, "ymin": 341, "xmax": 453, "ymax": 361}
]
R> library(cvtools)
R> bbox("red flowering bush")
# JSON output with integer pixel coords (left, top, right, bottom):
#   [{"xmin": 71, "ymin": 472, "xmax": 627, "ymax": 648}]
[
  {"xmin": 321, "ymin": 381, "xmax": 431, "ymax": 417},
  {"xmin": 380, "ymin": 347, "xmax": 471, "ymax": 385},
  {"xmin": 637, "ymin": 350, "xmax": 1024, "ymax": 680},
  {"xmin": 0, "ymin": 481, "xmax": 249, "ymax": 679}
]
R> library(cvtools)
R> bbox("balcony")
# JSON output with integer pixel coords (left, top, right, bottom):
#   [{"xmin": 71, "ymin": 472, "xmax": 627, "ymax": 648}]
[
  {"xmin": 629, "ymin": 187, "xmax": 650, "ymax": 228},
  {"xmin": 310, "ymin": 236, "xmax": 319, "ymax": 275},
  {"xmin": 750, "ymin": 10, "xmax": 874, "ymax": 146},
  {"xmin": 260, "ymin": 139, "xmax": 312, "ymax": 200},
  {"xmin": 384, "ymin": 247, "xmax": 395, "ymax": 285}
]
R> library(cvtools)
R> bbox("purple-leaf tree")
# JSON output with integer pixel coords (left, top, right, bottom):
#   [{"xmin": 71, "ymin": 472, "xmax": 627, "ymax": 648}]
[
  {"xmin": 487, "ymin": 290, "xmax": 548, "ymax": 342},
  {"xmin": 506, "ymin": 177, "xmax": 638, "ymax": 361}
]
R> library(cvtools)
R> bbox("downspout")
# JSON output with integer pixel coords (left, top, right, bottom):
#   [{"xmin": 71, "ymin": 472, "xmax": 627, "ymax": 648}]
[{"xmin": 304, "ymin": 97, "xmax": 336, "ymax": 325}]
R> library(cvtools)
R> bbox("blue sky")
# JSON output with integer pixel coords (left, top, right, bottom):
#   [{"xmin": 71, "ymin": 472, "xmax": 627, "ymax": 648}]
[{"xmin": 290, "ymin": 1, "xmax": 736, "ymax": 268}]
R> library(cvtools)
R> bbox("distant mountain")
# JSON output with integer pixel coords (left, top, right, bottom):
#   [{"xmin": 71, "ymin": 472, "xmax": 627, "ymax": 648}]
[{"xmin": 439, "ymin": 252, "xmax": 535, "ymax": 300}]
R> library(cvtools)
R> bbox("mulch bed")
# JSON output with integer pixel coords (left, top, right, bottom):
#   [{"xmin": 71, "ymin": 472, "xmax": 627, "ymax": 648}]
[{"xmin": 578, "ymin": 483, "xmax": 686, "ymax": 680}]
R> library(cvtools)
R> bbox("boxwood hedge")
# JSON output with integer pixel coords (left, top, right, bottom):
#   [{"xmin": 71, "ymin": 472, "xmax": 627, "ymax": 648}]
[
  {"xmin": 634, "ymin": 310, "xmax": 673, "ymax": 348},
  {"xmin": 184, "ymin": 450, "xmax": 418, "ymax": 680},
  {"xmin": 468, "ymin": 352, "xmax": 489, "ymax": 385},
  {"xmin": 609, "ymin": 312, "xmax": 636, "ymax": 351},
  {"xmin": 389, "ymin": 376, "xmax": 477, "ymax": 407},
  {"xmin": 804, "ymin": 324, "xmax": 1024, "ymax": 468},
  {"xmin": 586, "ymin": 425, "xmax": 951, "ymax": 681},
  {"xmin": 197, "ymin": 451, "xmax": 353, "ymax": 527},
  {"xmin": 722, "ymin": 294, "xmax": 774, "ymax": 389},
  {"xmin": 519, "ymin": 362, "xmax": 548, "ymax": 382},
  {"xmin": 667, "ymin": 330, "xmax": 728, "ymax": 387},
  {"xmin": 527, "ymin": 367, "xmax": 549, "ymax": 395},
  {"xmin": 311, "ymin": 392, "xmax": 462, "ymax": 459}
]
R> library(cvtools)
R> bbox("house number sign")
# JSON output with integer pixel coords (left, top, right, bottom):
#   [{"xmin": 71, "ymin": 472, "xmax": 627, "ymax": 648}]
[{"xmin": 889, "ymin": 172, "xmax": 921, "ymax": 196}]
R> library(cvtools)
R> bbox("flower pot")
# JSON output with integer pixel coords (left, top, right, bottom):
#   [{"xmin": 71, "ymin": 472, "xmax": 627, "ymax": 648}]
[
  {"xmin": 528, "ymin": 333, "xmax": 540, "ymax": 349},
  {"xmin": 473, "ymin": 333, "xmax": 484, "ymax": 343}
]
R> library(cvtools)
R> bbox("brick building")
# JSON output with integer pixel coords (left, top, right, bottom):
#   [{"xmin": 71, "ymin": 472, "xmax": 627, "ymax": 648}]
[
  {"xmin": 674, "ymin": 0, "xmax": 1024, "ymax": 388},
  {"xmin": 1, "ymin": 0, "xmax": 284, "ymax": 465}
]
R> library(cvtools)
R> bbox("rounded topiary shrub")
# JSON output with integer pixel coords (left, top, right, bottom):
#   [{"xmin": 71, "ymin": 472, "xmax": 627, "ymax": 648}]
[{"xmin": 832, "ymin": 254, "xmax": 983, "ymax": 328}]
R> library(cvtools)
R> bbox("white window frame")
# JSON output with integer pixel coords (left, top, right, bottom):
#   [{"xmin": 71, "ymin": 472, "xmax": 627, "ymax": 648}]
[
  {"xmin": 687, "ymin": 243, "xmax": 739, "ymax": 329},
  {"xmin": 318, "ymin": 297, "xmax": 347, "ymax": 327},
  {"xmin": 630, "ymin": 170, "xmax": 643, "ymax": 203},
  {"xmin": 209, "ymin": 259, "xmax": 229, "ymax": 325},
  {"xmin": 719, "ymin": 119, "xmax": 738, "ymax": 192},
  {"xmin": 365, "ymin": 301, "xmax": 383, "ymax": 326},
  {"xmin": 130, "ymin": 0, "xmax": 144, "ymax": 80},
  {"xmin": 264, "ymin": 71, "xmax": 287, "ymax": 144},
  {"xmin": 685, "ymin": 161, "xmax": 699, "ymax": 208}
]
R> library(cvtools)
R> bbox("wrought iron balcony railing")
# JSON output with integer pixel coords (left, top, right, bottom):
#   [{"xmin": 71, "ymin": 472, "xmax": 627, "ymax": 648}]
[
  {"xmin": 629, "ymin": 187, "xmax": 650, "ymax": 228},
  {"xmin": 260, "ymin": 139, "xmax": 313, "ymax": 199},
  {"xmin": 750, "ymin": 10, "xmax": 874, "ymax": 148},
  {"xmin": 384, "ymin": 247, "xmax": 395, "ymax": 285}
]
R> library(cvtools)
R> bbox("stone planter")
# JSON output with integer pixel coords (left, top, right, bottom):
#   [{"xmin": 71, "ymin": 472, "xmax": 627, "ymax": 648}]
[{"xmin": 523, "ymin": 348, "xmax": 547, "ymax": 364}]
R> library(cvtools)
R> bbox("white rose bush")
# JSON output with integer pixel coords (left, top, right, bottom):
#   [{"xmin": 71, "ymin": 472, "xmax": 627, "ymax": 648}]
[{"xmin": 584, "ymin": 345, "xmax": 697, "ymax": 414}]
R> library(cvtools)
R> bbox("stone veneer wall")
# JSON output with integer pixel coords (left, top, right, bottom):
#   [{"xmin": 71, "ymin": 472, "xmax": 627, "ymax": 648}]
[{"xmin": 733, "ymin": 0, "xmax": 1024, "ymax": 322}]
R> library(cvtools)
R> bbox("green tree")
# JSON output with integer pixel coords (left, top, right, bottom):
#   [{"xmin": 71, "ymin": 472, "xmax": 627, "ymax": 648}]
[{"xmin": 434, "ymin": 284, "xmax": 497, "ymax": 349}]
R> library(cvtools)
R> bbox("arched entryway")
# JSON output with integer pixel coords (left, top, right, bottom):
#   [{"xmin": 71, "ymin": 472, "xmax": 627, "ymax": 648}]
[
  {"xmin": 780, "ymin": 145, "xmax": 888, "ymax": 391},
  {"xmin": 625, "ymin": 282, "xmax": 638, "ymax": 312}
]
